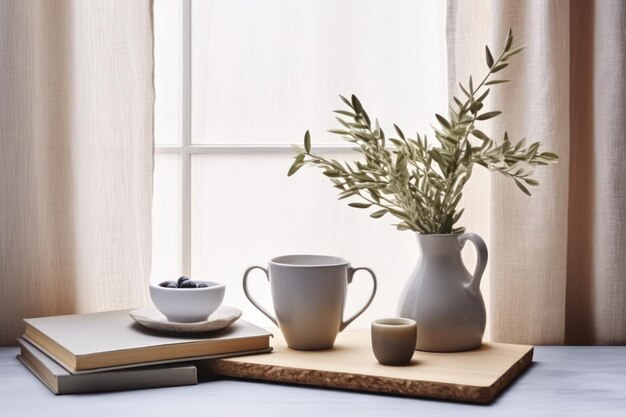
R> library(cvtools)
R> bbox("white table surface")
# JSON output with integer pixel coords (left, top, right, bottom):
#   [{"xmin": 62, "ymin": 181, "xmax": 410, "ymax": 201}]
[{"xmin": 1, "ymin": 346, "xmax": 625, "ymax": 417}]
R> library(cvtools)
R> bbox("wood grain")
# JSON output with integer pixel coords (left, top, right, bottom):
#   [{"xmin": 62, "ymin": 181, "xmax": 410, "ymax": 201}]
[{"xmin": 208, "ymin": 330, "xmax": 533, "ymax": 403}]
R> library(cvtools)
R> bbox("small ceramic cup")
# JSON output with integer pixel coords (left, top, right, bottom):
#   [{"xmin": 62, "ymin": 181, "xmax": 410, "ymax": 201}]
[{"xmin": 371, "ymin": 318, "xmax": 417, "ymax": 365}]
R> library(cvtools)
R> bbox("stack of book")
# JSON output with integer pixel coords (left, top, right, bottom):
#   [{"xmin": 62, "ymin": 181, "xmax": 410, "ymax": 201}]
[{"xmin": 17, "ymin": 309, "xmax": 272, "ymax": 394}]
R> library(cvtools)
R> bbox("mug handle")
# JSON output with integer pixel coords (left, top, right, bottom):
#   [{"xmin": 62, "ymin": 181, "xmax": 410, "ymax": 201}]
[
  {"xmin": 243, "ymin": 266, "xmax": 278, "ymax": 326},
  {"xmin": 339, "ymin": 267, "xmax": 378, "ymax": 332},
  {"xmin": 458, "ymin": 233, "xmax": 488, "ymax": 296}
]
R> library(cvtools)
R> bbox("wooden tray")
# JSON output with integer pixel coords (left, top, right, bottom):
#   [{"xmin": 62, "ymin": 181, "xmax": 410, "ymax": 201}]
[{"xmin": 208, "ymin": 330, "xmax": 533, "ymax": 404}]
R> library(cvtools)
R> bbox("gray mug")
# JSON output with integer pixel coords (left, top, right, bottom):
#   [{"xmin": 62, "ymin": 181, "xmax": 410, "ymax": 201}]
[{"xmin": 243, "ymin": 254, "xmax": 377, "ymax": 350}]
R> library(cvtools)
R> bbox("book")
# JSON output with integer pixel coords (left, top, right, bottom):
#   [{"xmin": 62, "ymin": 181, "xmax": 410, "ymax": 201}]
[
  {"xmin": 17, "ymin": 337, "xmax": 198, "ymax": 395},
  {"xmin": 23, "ymin": 309, "xmax": 272, "ymax": 373}
]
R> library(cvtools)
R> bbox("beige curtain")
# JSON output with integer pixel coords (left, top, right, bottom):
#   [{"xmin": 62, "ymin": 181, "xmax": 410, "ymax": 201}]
[
  {"xmin": 0, "ymin": 0, "xmax": 154, "ymax": 345},
  {"xmin": 448, "ymin": 0, "xmax": 625, "ymax": 345}
]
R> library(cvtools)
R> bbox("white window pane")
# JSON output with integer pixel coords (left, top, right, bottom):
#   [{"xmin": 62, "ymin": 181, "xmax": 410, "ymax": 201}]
[
  {"xmin": 191, "ymin": 154, "xmax": 416, "ymax": 328},
  {"xmin": 151, "ymin": 154, "xmax": 182, "ymax": 283},
  {"xmin": 154, "ymin": 0, "xmax": 182, "ymax": 145},
  {"xmin": 191, "ymin": 0, "xmax": 447, "ymax": 144}
]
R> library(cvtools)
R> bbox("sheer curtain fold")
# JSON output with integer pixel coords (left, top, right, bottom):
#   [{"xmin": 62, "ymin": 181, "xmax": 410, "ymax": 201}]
[
  {"xmin": 448, "ymin": 0, "xmax": 626, "ymax": 345},
  {"xmin": 567, "ymin": 0, "xmax": 626, "ymax": 345},
  {"xmin": 0, "ymin": 0, "xmax": 154, "ymax": 345}
]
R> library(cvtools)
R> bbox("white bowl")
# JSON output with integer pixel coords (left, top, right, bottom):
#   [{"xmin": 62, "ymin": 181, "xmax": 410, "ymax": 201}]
[{"xmin": 149, "ymin": 281, "xmax": 225, "ymax": 323}]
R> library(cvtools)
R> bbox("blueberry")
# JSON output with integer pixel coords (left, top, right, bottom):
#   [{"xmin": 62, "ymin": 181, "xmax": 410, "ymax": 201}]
[
  {"xmin": 177, "ymin": 276, "xmax": 190, "ymax": 287},
  {"xmin": 165, "ymin": 283, "xmax": 177, "ymax": 288},
  {"xmin": 159, "ymin": 280, "xmax": 177, "ymax": 288},
  {"xmin": 180, "ymin": 280, "xmax": 197, "ymax": 289},
  {"xmin": 197, "ymin": 283, "xmax": 208, "ymax": 288}
]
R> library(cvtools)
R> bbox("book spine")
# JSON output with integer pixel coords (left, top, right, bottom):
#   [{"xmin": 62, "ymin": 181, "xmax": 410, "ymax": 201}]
[{"xmin": 56, "ymin": 366, "xmax": 198, "ymax": 394}]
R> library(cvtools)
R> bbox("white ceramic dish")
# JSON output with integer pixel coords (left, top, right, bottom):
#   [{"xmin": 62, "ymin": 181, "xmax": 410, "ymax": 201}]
[
  {"xmin": 149, "ymin": 281, "xmax": 225, "ymax": 323},
  {"xmin": 129, "ymin": 306, "xmax": 241, "ymax": 333}
]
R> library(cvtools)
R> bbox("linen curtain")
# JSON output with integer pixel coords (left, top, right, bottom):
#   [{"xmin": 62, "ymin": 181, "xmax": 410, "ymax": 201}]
[
  {"xmin": 448, "ymin": 0, "xmax": 625, "ymax": 344},
  {"xmin": 0, "ymin": 0, "xmax": 154, "ymax": 345}
]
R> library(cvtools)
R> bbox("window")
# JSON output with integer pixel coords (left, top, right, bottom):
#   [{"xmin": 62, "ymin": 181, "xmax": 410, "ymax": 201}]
[{"xmin": 153, "ymin": 0, "xmax": 448, "ymax": 327}]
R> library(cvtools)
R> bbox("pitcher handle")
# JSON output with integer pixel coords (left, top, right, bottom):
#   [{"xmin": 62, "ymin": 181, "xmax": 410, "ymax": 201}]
[
  {"xmin": 339, "ymin": 267, "xmax": 378, "ymax": 332},
  {"xmin": 243, "ymin": 266, "xmax": 278, "ymax": 326},
  {"xmin": 458, "ymin": 233, "xmax": 488, "ymax": 296}
]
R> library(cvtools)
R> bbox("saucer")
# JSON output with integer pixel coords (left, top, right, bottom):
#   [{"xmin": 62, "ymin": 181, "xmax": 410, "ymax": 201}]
[{"xmin": 129, "ymin": 305, "xmax": 242, "ymax": 333}]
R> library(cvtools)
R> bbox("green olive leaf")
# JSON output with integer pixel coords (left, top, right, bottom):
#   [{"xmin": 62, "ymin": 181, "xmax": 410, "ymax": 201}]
[
  {"xmin": 348, "ymin": 202, "xmax": 372, "ymax": 209},
  {"xmin": 484, "ymin": 79, "xmax": 510, "ymax": 85},
  {"xmin": 471, "ymin": 129, "xmax": 490, "ymax": 141},
  {"xmin": 370, "ymin": 209, "xmax": 388, "ymax": 218},
  {"xmin": 476, "ymin": 111, "xmax": 502, "ymax": 120},
  {"xmin": 435, "ymin": 114, "xmax": 452, "ymax": 131},
  {"xmin": 491, "ymin": 63, "xmax": 509, "ymax": 73},
  {"xmin": 514, "ymin": 178, "xmax": 532, "ymax": 196},
  {"xmin": 304, "ymin": 131, "xmax": 311, "ymax": 153},
  {"xmin": 485, "ymin": 45, "xmax": 494, "ymax": 68},
  {"xmin": 287, "ymin": 159, "xmax": 304, "ymax": 177}
]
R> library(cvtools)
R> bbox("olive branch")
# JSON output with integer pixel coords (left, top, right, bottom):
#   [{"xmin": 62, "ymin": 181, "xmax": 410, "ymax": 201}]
[{"xmin": 288, "ymin": 30, "xmax": 558, "ymax": 234}]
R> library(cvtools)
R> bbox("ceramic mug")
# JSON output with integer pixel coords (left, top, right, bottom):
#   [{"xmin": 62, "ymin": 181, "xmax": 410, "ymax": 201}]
[{"xmin": 243, "ymin": 254, "xmax": 377, "ymax": 350}]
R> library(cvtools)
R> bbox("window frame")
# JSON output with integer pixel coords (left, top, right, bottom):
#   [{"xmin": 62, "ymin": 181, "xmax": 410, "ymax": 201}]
[{"xmin": 154, "ymin": 0, "xmax": 356, "ymax": 276}]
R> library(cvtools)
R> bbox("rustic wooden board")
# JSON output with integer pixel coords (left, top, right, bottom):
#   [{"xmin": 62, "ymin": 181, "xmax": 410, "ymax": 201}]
[{"xmin": 209, "ymin": 330, "xmax": 533, "ymax": 404}]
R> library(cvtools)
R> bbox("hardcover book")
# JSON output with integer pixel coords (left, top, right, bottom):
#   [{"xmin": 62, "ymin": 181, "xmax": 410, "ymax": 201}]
[
  {"xmin": 23, "ymin": 309, "xmax": 272, "ymax": 373},
  {"xmin": 17, "ymin": 337, "xmax": 198, "ymax": 395}
]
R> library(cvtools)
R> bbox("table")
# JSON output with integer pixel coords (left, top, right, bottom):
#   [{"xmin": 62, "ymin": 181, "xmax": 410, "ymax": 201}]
[{"xmin": 1, "ymin": 346, "xmax": 624, "ymax": 416}]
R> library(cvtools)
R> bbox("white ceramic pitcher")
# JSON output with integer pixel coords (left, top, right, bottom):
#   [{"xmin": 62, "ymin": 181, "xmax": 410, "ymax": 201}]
[{"xmin": 397, "ymin": 233, "xmax": 488, "ymax": 352}]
